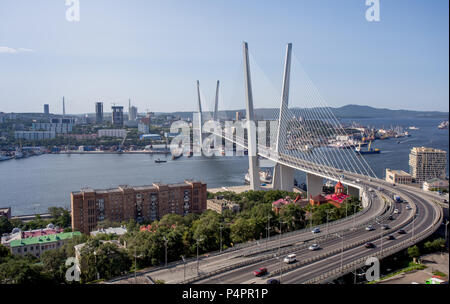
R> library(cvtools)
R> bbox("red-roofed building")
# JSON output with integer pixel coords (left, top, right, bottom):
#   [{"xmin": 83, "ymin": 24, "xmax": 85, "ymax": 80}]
[
  {"xmin": 272, "ymin": 195, "xmax": 302, "ymax": 214},
  {"xmin": 22, "ymin": 227, "xmax": 64, "ymax": 238},
  {"xmin": 310, "ymin": 181, "xmax": 350, "ymax": 208}
]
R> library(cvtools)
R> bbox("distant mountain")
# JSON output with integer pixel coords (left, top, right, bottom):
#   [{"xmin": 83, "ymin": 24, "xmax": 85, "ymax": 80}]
[
  {"xmin": 328, "ymin": 105, "xmax": 449, "ymax": 119},
  {"xmin": 153, "ymin": 104, "xmax": 448, "ymax": 120}
]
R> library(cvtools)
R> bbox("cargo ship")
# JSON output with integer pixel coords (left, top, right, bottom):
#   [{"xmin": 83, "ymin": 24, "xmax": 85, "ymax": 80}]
[{"xmin": 355, "ymin": 141, "xmax": 380, "ymax": 155}]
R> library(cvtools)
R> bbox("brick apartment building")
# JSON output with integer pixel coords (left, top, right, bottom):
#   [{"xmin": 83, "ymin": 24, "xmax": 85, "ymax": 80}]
[{"xmin": 71, "ymin": 180, "xmax": 207, "ymax": 234}]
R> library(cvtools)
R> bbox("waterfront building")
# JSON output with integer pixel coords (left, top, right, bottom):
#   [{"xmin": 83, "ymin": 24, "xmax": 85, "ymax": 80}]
[
  {"xmin": 385, "ymin": 168, "xmax": 413, "ymax": 185},
  {"xmin": 422, "ymin": 178, "xmax": 449, "ymax": 192},
  {"xmin": 71, "ymin": 180, "xmax": 207, "ymax": 234},
  {"xmin": 32, "ymin": 122, "xmax": 73, "ymax": 134},
  {"xmin": 14, "ymin": 131, "xmax": 56, "ymax": 140},
  {"xmin": 207, "ymin": 198, "xmax": 240, "ymax": 214},
  {"xmin": 98, "ymin": 129, "xmax": 127, "ymax": 138},
  {"xmin": 44, "ymin": 104, "xmax": 49, "ymax": 115},
  {"xmin": 112, "ymin": 106, "xmax": 124, "ymax": 126},
  {"xmin": 140, "ymin": 133, "xmax": 162, "ymax": 141},
  {"xmin": 9, "ymin": 231, "xmax": 81, "ymax": 257},
  {"xmin": 409, "ymin": 147, "xmax": 447, "ymax": 184},
  {"xmin": 95, "ymin": 102, "xmax": 103, "ymax": 123}
]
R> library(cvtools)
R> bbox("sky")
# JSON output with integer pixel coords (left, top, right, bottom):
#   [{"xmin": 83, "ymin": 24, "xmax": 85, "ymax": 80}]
[{"xmin": 0, "ymin": 0, "xmax": 448, "ymax": 114}]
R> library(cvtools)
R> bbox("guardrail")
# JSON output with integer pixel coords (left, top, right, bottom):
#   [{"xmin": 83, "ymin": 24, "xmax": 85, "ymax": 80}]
[{"xmin": 302, "ymin": 197, "xmax": 443, "ymax": 284}]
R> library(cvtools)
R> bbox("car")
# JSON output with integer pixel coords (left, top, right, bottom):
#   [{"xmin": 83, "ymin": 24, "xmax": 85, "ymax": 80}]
[
  {"xmin": 394, "ymin": 209, "xmax": 399, "ymax": 214},
  {"xmin": 356, "ymin": 179, "xmax": 361, "ymax": 183},
  {"xmin": 253, "ymin": 267, "xmax": 268, "ymax": 277},
  {"xmin": 405, "ymin": 205, "xmax": 412, "ymax": 210},
  {"xmin": 311, "ymin": 228, "xmax": 321, "ymax": 234},
  {"xmin": 377, "ymin": 186, "xmax": 382, "ymax": 191},
  {"xmin": 308, "ymin": 244, "xmax": 319, "ymax": 251},
  {"xmin": 382, "ymin": 224, "xmax": 390, "ymax": 230},
  {"xmin": 398, "ymin": 229, "xmax": 407, "ymax": 234},
  {"xmin": 386, "ymin": 235, "xmax": 395, "ymax": 240},
  {"xmin": 392, "ymin": 183, "xmax": 396, "ymax": 186},
  {"xmin": 365, "ymin": 242, "xmax": 376, "ymax": 248},
  {"xmin": 388, "ymin": 215, "xmax": 394, "ymax": 220},
  {"xmin": 365, "ymin": 225, "xmax": 375, "ymax": 231},
  {"xmin": 283, "ymin": 254, "xmax": 297, "ymax": 264},
  {"xmin": 266, "ymin": 278, "xmax": 280, "ymax": 284}
]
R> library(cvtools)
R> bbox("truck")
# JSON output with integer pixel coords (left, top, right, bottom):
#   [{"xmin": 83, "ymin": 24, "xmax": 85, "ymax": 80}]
[{"xmin": 393, "ymin": 195, "xmax": 402, "ymax": 203}]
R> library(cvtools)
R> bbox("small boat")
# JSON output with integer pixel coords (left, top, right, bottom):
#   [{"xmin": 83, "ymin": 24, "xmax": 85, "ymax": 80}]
[
  {"xmin": 438, "ymin": 121, "xmax": 449, "ymax": 129},
  {"xmin": 0, "ymin": 154, "xmax": 13, "ymax": 161},
  {"xmin": 244, "ymin": 169, "xmax": 272, "ymax": 184},
  {"xmin": 355, "ymin": 141, "xmax": 380, "ymax": 155},
  {"xmin": 155, "ymin": 158, "xmax": 167, "ymax": 163},
  {"xmin": 408, "ymin": 126, "xmax": 419, "ymax": 130}
]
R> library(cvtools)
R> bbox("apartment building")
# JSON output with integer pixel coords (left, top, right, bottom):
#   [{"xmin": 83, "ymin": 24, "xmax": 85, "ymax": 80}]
[
  {"xmin": 71, "ymin": 180, "xmax": 207, "ymax": 234},
  {"xmin": 98, "ymin": 129, "xmax": 127, "ymax": 138},
  {"xmin": 207, "ymin": 198, "xmax": 240, "ymax": 214},
  {"xmin": 409, "ymin": 147, "xmax": 447, "ymax": 184},
  {"xmin": 9, "ymin": 231, "xmax": 81, "ymax": 257}
]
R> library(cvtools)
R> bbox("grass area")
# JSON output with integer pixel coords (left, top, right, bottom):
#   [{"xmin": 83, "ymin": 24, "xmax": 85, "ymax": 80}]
[
  {"xmin": 367, "ymin": 262, "xmax": 427, "ymax": 284},
  {"xmin": 432, "ymin": 270, "xmax": 447, "ymax": 278}
]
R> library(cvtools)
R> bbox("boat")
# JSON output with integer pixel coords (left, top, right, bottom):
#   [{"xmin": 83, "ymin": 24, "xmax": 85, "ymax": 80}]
[
  {"xmin": 244, "ymin": 169, "xmax": 272, "ymax": 184},
  {"xmin": 408, "ymin": 126, "xmax": 419, "ymax": 130},
  {"xmin": 355, "ymin": 141, "xmax": 380, "ymax": 155},
  {"xmin": 14, "ymin": 150, "xmax": 24, "ymax": 159},
  {"xmin": 154, "ymin": 158, "xmax": 167, "ymax": 163},
  {"xmin": 438, "ymin": 121, "xmax": 449, "ymax": 129},
  {"xmin": 0, "ymin": 154, "xmax": 13, "ymax": 161}
]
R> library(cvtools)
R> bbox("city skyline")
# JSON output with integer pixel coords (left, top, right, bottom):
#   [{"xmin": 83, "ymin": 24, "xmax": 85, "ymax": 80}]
[{"xmin": 0, "ymin": 0, "xmax": 448, "ymax": 114}]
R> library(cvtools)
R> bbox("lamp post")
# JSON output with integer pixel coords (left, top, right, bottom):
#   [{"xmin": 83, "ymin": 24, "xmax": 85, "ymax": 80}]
[
  {"xmin": 181, "ymin": 255, "xmax": 186, "ymax": 281},
  {"xmin": 374, "ymin": 217, "xmax": 383, "ymax": 255},
  {"xmin": 219, "ymin": 224, "xmax": 224, "ymax": 253},
  {"xmin": 445, "ymin": 220, "xmax": 449, "ymax": 248},
  {"xmin": 93, "ymin": 250, "xmax": 99, "ymax": 281},
  {"xmin": 326, "ymin": 209, "xmax": 334, "ymax": 237},
  {"xmin": 266, "ymin": 215, "xmax": 272, "ymax": 249},
  {"xmin": 411, "ymin": 211, "xmax": 419, "ymax": 242},
  {"xmin": 335, "ymin": 233, "xmax": 344, "ymax": 273},
  {"xmin": 163, "ymin": 236, "xmax": 168, "ymax": 267},
  {"xmin": 196, "ymin": 238, "xmax": 203, "ymax": 275}
]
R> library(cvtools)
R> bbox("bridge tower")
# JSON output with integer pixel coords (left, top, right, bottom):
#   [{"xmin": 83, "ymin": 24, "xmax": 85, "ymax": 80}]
[
  {"xmin": 243, "ymin": 42, "xmax": 261, "ymax": 190},
  {"xmin": 196, "ymin": 80, "xmax": 203, "ymax": 147},
  {"xmin": 213, "ymin": 80, "xmax": 220, "ymax": 121},
  {"xmin": 272, "ymin": 43, "xmax": 295, "ymax": 192}
]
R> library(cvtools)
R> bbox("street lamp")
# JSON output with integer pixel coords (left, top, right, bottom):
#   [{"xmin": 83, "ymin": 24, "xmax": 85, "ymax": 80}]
[
  {"xmin": 411, "ymin": 211, "xmax": 419, "ymax": 242},
  {"xmin": 374, "ymin": 217, "xmax": 383, "ymax": 255},
  {"xmin": 326, "ymin": 209, "xmax": 335, "ymax": 237},
  {"xmin": 445, "ymin": 220, "xmax": 449, "ymax": 248},
  {"xmin": 219, "ymin": 224, "xmax": 224, "ymax": 253},
  {"xmin": 181, "ymin": 255, "xmax": 186, "ymax": 281},
  {"xmin": 93, "ymin": 250, "xmax": 99, "ymax": 281},
  {"xmin": 335, "ymin": 233, "xmax": 344, "ymax": 273},
  {"xmin": 266, "ymin": 215, "xmax": 272, "ymax": 248},
  {"xmin": 196, "ymin": 238, "xmax": 203, "ymax": 275},
  {"xmin": 163, "ymin": 236, "xmax": 168, "ymax": 267}
]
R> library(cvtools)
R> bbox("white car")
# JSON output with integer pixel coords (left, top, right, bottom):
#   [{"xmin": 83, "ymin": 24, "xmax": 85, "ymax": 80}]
[
  {"xmin": 365, "ymin": 225, "xmax": 375, "ymax": 231},
  {"xmin": 405, "ymin": 205, "xmax": 412, "ymax": 210},
  {"xmin": 308, "ymin": 244, "xmax": 319, "ymax": 251},
  {"xmin": 394, "ymin": 209, "xmax": 399, "ymax": 214},
  {"xmin": 311, "ymin": 228, "xmax": 321, "ymax": 234},
  {"xmin": 283, "ymin": 254, "xmax": 297, "ymax": 263},
  {"xmin": 356, "ymin": 179, "xmax": 361, "ymax": 183}
]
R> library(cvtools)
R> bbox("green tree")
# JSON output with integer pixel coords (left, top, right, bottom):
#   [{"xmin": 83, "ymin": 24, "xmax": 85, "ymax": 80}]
[
  {"xmin": 230, "ymin": 218, "xmax": 255, "ymax": 243},
  {"xmin": 0, "ymin": 217, "xmax": 12, "ymax": 235},
  {"xmin": 407, "ymin": 245, "xmax": 421, "ymax": 262}
]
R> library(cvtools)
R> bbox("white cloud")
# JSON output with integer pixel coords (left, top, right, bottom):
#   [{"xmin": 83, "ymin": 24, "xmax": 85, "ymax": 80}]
[{"xmin": 0, "ymin": 46, "xmax": 35, "ymax": 54}]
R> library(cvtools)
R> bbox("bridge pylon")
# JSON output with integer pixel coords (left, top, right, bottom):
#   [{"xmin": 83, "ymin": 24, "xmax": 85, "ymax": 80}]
[
  {"xmin": 272, "ymin": 43, "xmax": 295, "ymax": 192},
  {"xmin": 243, "ymin": 42, "xmax": 260, "ymax": 190}
]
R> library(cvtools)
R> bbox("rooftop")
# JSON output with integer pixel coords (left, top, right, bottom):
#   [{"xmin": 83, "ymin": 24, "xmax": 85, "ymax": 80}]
[
  {"xmin": 9, "ymin": 231, "xmax": 81, "ymax": 248},
  {"xmin": 386, "ymin": 169, "xmax": 411, "ymax": 176},
  {"xmin": 411, "ymin": 147, "xmax": 446, "ymax": 154}
]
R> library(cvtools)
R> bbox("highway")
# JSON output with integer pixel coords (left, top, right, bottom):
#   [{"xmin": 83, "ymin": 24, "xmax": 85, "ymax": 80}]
[{"xmin": 195, "ymin": 176, "xmax": 442, "ymax": 284}]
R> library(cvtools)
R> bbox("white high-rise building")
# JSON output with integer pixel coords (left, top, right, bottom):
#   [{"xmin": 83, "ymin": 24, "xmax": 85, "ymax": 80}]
[{"xmin": 409, "ymin": 147, "xmax": 447, "ymax": 184}]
